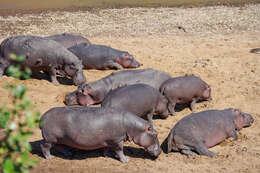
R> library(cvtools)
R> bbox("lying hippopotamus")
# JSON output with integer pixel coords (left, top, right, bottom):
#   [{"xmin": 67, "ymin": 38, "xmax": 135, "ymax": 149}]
[
  {"xmin": 45, "ymin": 33, "xmax": 91, "ymax": 48},
  {"xmin": 162, "ymin": 108, "xmax": 254, "ymax": 157},
  {"xmin": 68, "ymin": 43, "xmax": 141, "ymax": 70},
  {"xmin": 160, "ymin": 75, "xmax": 211, "ymax": 115},
  {"xmin": 40, "ymin": 106, "xmax": 161, "ymax": 162},
  {"xmin": 65, "ymin": 68, "xmax": 171, "ymax": 106},
  {"xmin": 101, "ymin": 84, "xmax": 169, "ymax": 124},
  {"xmin": 0, "ymin": 35, "xmax": 86, "ymax": 85}
]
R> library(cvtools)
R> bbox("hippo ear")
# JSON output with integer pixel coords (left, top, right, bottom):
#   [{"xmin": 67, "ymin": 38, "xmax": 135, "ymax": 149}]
[{"xmin": 232, "ymin": 108, "xmax": 241, "ymax": 117}]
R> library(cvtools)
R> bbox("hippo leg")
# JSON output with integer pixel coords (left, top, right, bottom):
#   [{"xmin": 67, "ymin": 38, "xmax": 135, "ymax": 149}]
[
  {"xmin": 54, "ymin": 144, "xmax": 73, "ymax": 157},
  {"xmin": 146, "ymin": 110, "xmax": 155, "ymax": 126},
  {"xmin": 194, "ymin": 142, "xmax": 216, "ymax": 157},
  {"xmin": 114, "ymin": 141, "xmax": 129, "ymax": 163},
  {"xmin": 41, "ymin": 142, "xmax": 54, "ymax": 159},
  {"xmin": 190, "ymin": 98, "xmax": 198, "ymax": 112},
  {"xmin": 230, "ymin": 130, "xmax": 238, "ymax": 140},
  {"xmin": 104, "ymin": 61, "xmax": 123, "ymax": 70},
  {"xmin": 47, "ymin": 66, "xmax": 59, "ymax": 85},
  {"xmin": 181, "ymin": 149, "xmax": 197, "ymax": 156},
  {"xmin": 167, "ymin": 98, "xmax": 177, "ymax": 116}
]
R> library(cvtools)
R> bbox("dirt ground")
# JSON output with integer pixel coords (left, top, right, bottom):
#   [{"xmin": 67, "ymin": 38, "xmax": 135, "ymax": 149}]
[{"xmin": 0, "ymin": 4, "xmax": 260, "ymax": 173}]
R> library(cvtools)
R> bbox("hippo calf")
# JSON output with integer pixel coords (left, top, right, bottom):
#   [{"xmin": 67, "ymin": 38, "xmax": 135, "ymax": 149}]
[
  {"xmin": 40, "ymin": 106, "xmax": 161, "ymax": 162},
  {"xmin": 163, "ymin": 108, "xmax": 254, "ymax": 157},
  {"xmin": 45, "ymin": 33, "xmax": 91, "ymax": 49},
  {"xmin": 101, "ymin": 84, "xmax": 169, "ymax": 124},
  {"xmin": 160, "ymin": 75, "xmax": 211, "ymax": 115},
  {"xmin": 68, "ymin": 43, "xmax": 141, "ymax": 70},
  {"xmin": 0, "ymin": 35, "xmax": 86, "ymax": 85},
  {"xmin": 65, "ymin": 68, "xmax": 171, "ymax": 106}
]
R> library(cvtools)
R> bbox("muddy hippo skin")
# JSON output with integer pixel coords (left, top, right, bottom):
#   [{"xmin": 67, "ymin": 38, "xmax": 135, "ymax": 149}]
[
  {"xmin": 45, "ymin": 33, "xmax": 91, "ymax": 49},
  {"xmin": 65, "ymin": 68, "xmax": 171, "ymax": 106},
  {"xmin": 68, "ymin": 43, "xmax": 141, "ymax": 70},
  {"xmin": 101, "ymin": 84, "xmax": 169, "ymax": 124},
  {"xmin": 40, "ymin": 106, "xmax": 161, "ymax": 162},
  {"xmin": 160, "ymin": 75, "xmax": 211, "ymax": 115},
  {"xmin": 162, "ymin": 108, "xmax": 254, "ymax": 157},
  {"xmin": 0, "ymin": 35, "xmax": 86, "ymax": 85}
]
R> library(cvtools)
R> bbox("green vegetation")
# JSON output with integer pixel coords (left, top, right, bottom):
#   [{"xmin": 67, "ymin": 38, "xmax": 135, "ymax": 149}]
[{"xmin": 0, "ymin": 54, "xmax": 40, "ymax": 173}]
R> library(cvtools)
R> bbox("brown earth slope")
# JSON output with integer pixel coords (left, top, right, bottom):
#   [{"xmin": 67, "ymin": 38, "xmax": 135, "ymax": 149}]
[{"xmin": 0, "ymin": 4, "xmax": 260, "ymax": 173}]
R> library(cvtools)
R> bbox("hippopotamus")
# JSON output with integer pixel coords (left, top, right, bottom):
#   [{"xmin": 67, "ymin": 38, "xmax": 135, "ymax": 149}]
[
  {"xmin": 40, "ymin": 106, "xmax": 161, "ymax": 162},
  {"xmin": 250, "ymin": 48, "xmax": 260, "ymax": 54},
  {"xmin": 45, "ymin": 33, "xmax": 91, "ymax": 49},
  {"xmin": 160, "ymin": 75, "xmax": 211, "ymax": 115},
  {"xmin": 0, "ymin": 35, "xmax": 86, "ymax": 85},
  {"xmin": 65, "ymin": 68, "xmax": 171, "ymax": 106},
  {"xmin": 162, "ymin": 108, "xmax": 254, "ymax": 157},
  {"xmin": 68, "ymin": 43, "xmax": 141, "ymax": 70},
  {"xmin": 101, "ymin": 84, "xmax": 169, "ymax": 124}
]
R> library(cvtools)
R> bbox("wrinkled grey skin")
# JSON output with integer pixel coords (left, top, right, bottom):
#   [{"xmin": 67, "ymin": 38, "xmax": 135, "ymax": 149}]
[
  {"xmin": 162, "ymin": 108, "xmax": 254, "ymax": 157},
  {"xmin": 160, "ymin": 75, "xmax": 211, "ymax": 115},
  {"xmin": 45, "ymin": 33, "xmax": 91, "ymax": 49},
  {"xmin": 0, "ymin": 35, "xmax": 86, "ymax": 86},
  {"xmin": 65, "ymin": 68, "xmax": 171, "ymax": 106},
  {"xmin": 40, "ymin": 106, "xmax": 161, "ymax": 163},
  {"xmin": 102, "ymin": 84, "xmax": 169, "ymax": 124},
  {"xmin": 68, "ymin": 43, "xmax": 141, "ymax": 70}
]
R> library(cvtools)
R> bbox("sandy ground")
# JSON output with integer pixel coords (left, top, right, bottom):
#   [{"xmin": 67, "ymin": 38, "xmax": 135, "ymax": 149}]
[{"xmin": 0, "ymin": 4, "xmax": 260, "ymax": 173}]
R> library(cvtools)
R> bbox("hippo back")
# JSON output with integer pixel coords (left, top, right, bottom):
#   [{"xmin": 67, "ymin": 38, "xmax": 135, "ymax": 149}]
[{"xmin": 45, "ymin": 33, "xmax": 91, "ymax": 49}]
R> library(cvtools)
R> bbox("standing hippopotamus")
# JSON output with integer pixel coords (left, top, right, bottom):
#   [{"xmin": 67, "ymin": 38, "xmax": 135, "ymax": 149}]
[
  {"xmin": 40, "ymin": 106, "xmax": 161, "ymax": 162},
  {"xmin": 0, "ymin": 35, "xmax": 86, "ymax": 85},
  {"xmin": 160, "ymin": 75, "xmax": 211, "ymax": 115},
  {"xmin": 101, "ymin": 84, "xmax": 169, "ymax": 124},
  {"xmin": 65, "ymin": 68, "xmax": 171, "ymax": 106},
  {"xmin": 162, "ymin": 108, "xmax": 254, "ymax": 157},
  {"xmin": 68, "ymin": 43, "xmax": 141, "ymax": 70},
  {"xmin": 45, "ymin": 33, "xmax": 91, "ymax": 49}
]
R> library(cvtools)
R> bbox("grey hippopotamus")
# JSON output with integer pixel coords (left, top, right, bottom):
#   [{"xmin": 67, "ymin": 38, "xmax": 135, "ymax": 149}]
[
  {"xmin": 68, "ymin": 43, "xmax": 141, "ymax": 70},
  {"xmin": 45, "ymin": 33, "xmax": 91, "ymax": 49},
  {"xmin": 65, "ymin": 68, "xmax": 171, "ymax": 106},
  {"xmin": 160, "ymin": 75, "xmax": 211, "ymax": 115},
  {"xmin": 162, "ymin": 108, "xmax": 254, "ymax": 157},
  {"xmin": 101, "ymin": 84, "xmax": 169, "ymax": 124},
  {"xmin": 40, "ymin": 106, "xmax": 161, "ymax": 162},
  {"xmin": 0, "ymin": 35, "xmax": 86, "ymax": 85}
]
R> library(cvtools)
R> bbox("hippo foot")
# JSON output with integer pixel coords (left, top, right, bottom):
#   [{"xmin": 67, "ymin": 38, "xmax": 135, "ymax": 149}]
[
  {"xmin": 181, "ymin": 149, "xmax": 196, "ymax": 156},
  {"xmin": 52, "ymin": 80, "xmax": 60, "ymax": 86},
  {"xmin": 119, "ymin": 156, "xmax": 129, "ymax": 163},
  {"xmin": 45, "ymin": 154, "xmax": 55, "ymax": 160}
]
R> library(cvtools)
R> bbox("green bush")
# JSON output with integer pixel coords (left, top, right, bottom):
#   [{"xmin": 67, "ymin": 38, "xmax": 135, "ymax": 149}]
[{"xmin": 0, "ymin": 54, "xmax": 40, "ymax": 173}]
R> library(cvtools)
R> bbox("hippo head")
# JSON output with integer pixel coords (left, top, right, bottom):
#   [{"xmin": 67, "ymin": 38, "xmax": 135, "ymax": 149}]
[
  {"xmin": 76, "ymin": 85, "xmax": 104, "ymax": 106},
  {"xmin": 132, "ymin": 125, "xmax": 161, "ymax": 158},
  {"xmin": 233, "ymin": 109, "xmax": 254, "ymax": 130},
  {"xmin": 64, "ymin": 61, "xmax": 86, "ymax": 86},
  {"xmin": 201, "ymin": 85, "xmax": 212, "ymax": 101},
  {"xmin": 115, "ymin": 52, "xmax": 141, "ymax": 68},
  {"xmin": 64, "ymin": 91, "xmax": 79, "ymax": 105},
  {"xmin": 155, "ymin": 95, "xmax": 169, "ymax": 119}
]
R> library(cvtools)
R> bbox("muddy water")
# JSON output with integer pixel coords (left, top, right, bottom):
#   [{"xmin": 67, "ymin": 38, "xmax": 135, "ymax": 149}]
[{"xmin": 0, "ymin": 0, "xmax": 259, "ymax": 11}]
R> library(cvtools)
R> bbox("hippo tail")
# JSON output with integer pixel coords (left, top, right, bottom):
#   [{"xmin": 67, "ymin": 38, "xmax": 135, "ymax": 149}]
[{"xmin": 160, "ymin": 131, "xmax": 174, "ymax": 154}]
